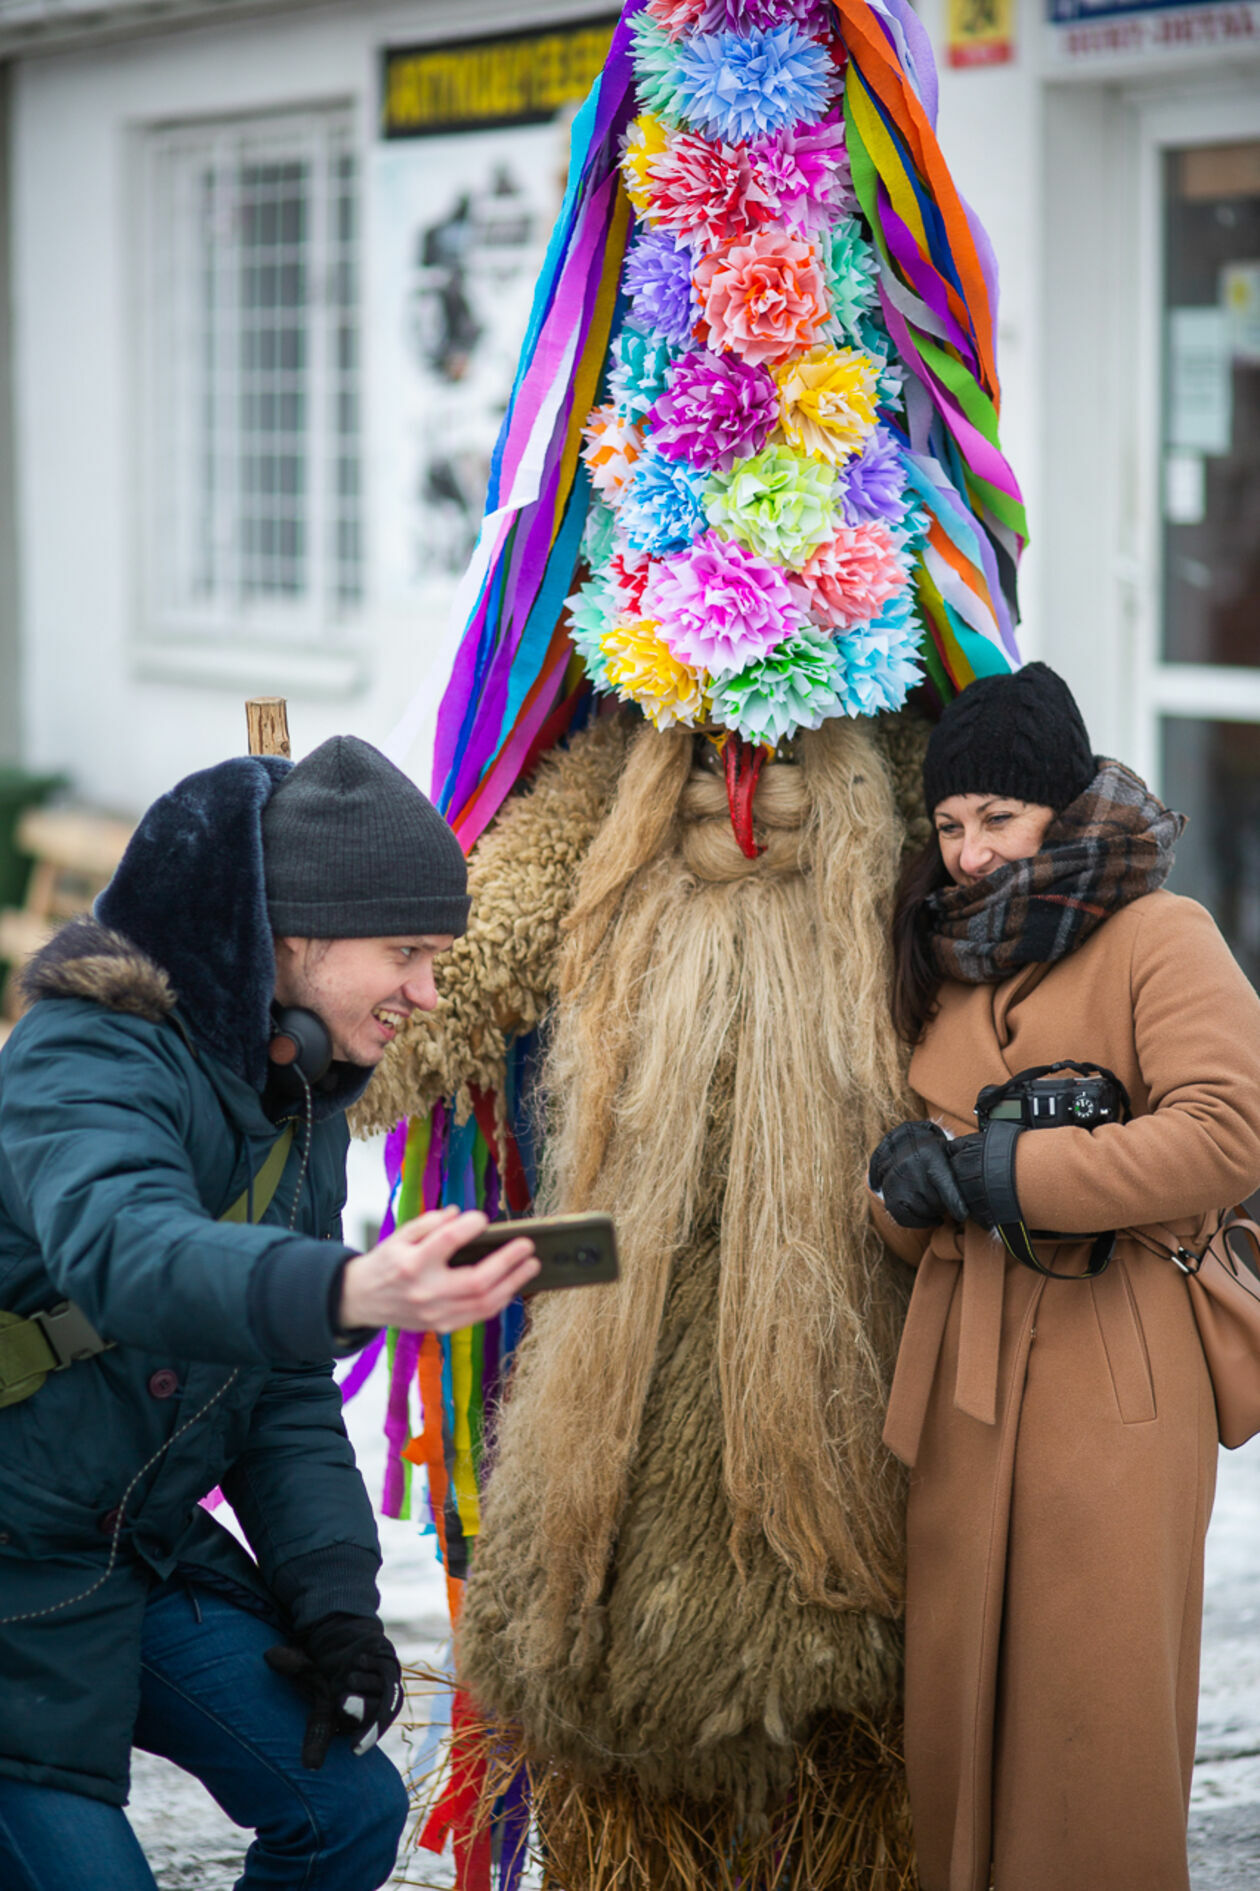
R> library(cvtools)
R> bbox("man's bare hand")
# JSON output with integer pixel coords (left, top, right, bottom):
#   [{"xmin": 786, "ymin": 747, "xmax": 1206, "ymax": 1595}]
[{"xmin": 338, "ymin": 1208, "xmax": 539, "ymax": 1334}]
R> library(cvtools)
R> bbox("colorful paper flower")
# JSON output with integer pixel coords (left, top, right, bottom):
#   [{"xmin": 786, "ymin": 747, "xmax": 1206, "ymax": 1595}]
[
  {"xmin": 618, "ymin": 448, "xmax": 709, "ymax": 555},
  {"xmin": 746, "ymin": 120, "xmax": 854, "ymax": 236},
  {"xmin": 648, "ymin": 349, "xmax": 779, "ymax": 472},
  {"xmin": 608, "ymin": 324, "xmax": 679, "ymax": 422},
  {"xmin": 623, "ymin": 230, "xmax": 700, "ymax": 348},
  {"xmin": 794, "ymin": 520, "xmax": 908, "ymax": 629},
  {"xmin": 644, "ymin": 530, "xmax": 803, "ymax": 678},
  {"xmin": 694, "ymin": 231, "xmax": 829, "ymax": 366},
  {"xmin": 838, "ymin": 424, "xmax": 908, "ymax": 526},
  {"xmin": 834, "ymin": 624, "xmax": 925, "ymax": 716},
  {"xmin": 600, "ymin": 618, "xmax": 709, "ymax": 728},
  {"xmin": 821, "ymin": 218, "xmax": 880, "ymax": 345},
  {"xmin": 673, "ymin": 26, "xmax": 835, "ymax": 145},
  {"xmin": 646, "ymin": 0, "xmax": 708, "ymax": 40},
  {"xmin": 642, "ymin": 131, "xmax": 755, "ymax": 248},
  {"xmin": 621, "ymin": 113, "xmax": 670, "ymax": 214},
  {"xmin": 700, "ymin": 0, "xmax": 836, "ymax": 34},
  {"xmin": 581, "ymin": 407, "xmax": 644, "ymax": 498},
  {"xmin": 566, "ymin": 573, "xmax": 619, "ymax": 688},
  {"xmin": 609, "ymin": 549, "xmax": 653, "ymax": 615},
  {"xmin": 773, "ymin": 346, "xmax": 878, "ymax": 463},
  {"xmin": 707, "ymin": 629, "xmax": 846, "ymax": 744},
  {"xmin": 630, "ymin": 13, "xmax": 686, "ymax": 124},
  {"xmin": 581, "ymin": 498, "xmax": 618, "ymax": 567},
  {"xmin": 705, "ymin": 443, "xmax": 836, "ymax": 567}
]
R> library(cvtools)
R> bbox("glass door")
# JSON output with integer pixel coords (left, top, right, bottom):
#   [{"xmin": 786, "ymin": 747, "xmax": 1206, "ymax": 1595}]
[{"xmin": 1137, "ymin": 99, "xmax": 1260, "ymax": 988}]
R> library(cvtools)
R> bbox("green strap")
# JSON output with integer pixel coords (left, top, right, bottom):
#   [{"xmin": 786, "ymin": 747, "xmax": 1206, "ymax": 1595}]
[
  {"xmin": 0, "ymin": 1124, "xmax": 297, "ymax": 1408},
  {"xmin": 219, "ymin": 1125, "xmax": 296, "ymax": 1225}
]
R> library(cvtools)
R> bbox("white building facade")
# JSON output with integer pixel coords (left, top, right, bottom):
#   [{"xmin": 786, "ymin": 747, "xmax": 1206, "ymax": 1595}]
[{"xmin": 0, "ymin": 0, "xmax": 1257, "ymax": 974}]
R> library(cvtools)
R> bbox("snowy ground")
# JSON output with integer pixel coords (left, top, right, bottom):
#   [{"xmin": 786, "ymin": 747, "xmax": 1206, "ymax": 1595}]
[{"xmin": 126, "ymin": 1137, "xmax": 1260, "ymax": 1883}]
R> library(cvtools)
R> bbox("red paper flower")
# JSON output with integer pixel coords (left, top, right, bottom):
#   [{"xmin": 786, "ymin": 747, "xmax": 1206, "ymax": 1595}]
[{"xmin": 645, "ymin": 132, "xmax": 754, "ymax": 250}]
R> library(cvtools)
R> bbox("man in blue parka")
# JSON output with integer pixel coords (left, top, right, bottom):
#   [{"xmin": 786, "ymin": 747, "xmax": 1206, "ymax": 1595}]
[{"xmin": 0, "ymin": 737, "xmax": 537, "ymax": 1891}]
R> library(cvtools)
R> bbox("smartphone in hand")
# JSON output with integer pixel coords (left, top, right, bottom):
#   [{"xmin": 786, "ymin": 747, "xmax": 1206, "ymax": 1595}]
[{"xmin": 451, "ymin": 1212, "xmax": 618, "ymax": 1294}]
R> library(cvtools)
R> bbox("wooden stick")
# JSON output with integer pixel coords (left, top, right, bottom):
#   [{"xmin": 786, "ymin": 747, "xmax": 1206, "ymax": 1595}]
[{"xmin": 246, "ymin": 698, "xmax": 291, "ymax": 758}]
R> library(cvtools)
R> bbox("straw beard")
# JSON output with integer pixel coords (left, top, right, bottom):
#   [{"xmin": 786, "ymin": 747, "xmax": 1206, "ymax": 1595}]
[{"xmin": 458, "ymin": 714, "xmax": 916, "ymax": 1818}]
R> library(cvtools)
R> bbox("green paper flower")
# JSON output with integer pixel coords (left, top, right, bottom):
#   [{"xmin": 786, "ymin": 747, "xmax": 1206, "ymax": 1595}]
[
  {"xmin": 630, "ymin": 14, "xmax": 685, "ymax": 125},
  {"xmin": 821, "ymin": 217, "xmax": 880, "ymax": 347},
  {"xmin": 705, "ymin": 443, "xmax": 836, "ymax": 569},
  {"xmin": 565, "ymin": 571, "xmax": 618, "ymax": 687},
  {"xmin": 708, "ymin": 629, "xmax": 847, "ymax": 745},
  {"xmin": 581, "ymin": 499, "xmax": 618, "ymax": 568}
]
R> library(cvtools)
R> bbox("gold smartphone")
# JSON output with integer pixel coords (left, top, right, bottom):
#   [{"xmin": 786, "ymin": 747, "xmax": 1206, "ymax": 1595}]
[{"xmin": 451, "ymin": 1212, "xmax": 619, "ymax": 1294}]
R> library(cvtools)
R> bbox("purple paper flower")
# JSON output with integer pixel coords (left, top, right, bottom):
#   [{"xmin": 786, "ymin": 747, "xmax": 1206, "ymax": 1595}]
[
  {"xmin": 624, "ymin": 231, "xmax": 701, "ymax": 349},
  {"xmin": 644, "ymin": 530, "xmax": 804, "ymax": 678},
  {"xmin": 839, "ymin": 425, "xmax": 909, "ymax": 527},
  {"xmin": 648, "ymin": 350, "xmax": 779, "ymax": 473},
  {"xmin": 700, "ymin": 0, "xmax": 835, "ymax": 38}
]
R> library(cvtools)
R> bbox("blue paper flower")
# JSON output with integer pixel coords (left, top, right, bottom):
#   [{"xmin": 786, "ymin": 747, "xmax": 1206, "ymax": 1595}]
[
  {"xmin": 624, "ymin": 231, "xmax": 700, "ymax": 349},
  {"xmin": 674, "ymin": 26, "xmax": 834, "ymax": 145},
  {"xmin": 834, "ymin": 623, "xmax": 924, "ymax": 716},
  {"xmin": 619, "ymin": 449, "xmax": 709, "ymax": 556},
  {"xmin": 608, "ymin": 324, "xmax": 679, "ymax": 423}
]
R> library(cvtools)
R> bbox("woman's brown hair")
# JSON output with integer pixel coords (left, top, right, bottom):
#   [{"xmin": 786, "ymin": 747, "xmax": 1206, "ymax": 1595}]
[{"xmin": 890, "ymin": 832, "xmax": 950, "ymax": 1045}]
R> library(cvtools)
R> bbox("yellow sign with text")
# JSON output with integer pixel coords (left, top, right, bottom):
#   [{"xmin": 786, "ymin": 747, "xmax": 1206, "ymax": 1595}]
[
  {"xmin": 382, "ymin": 18, "xmax": 617, "ymax": 138},
  {"xmin": 946, "ymin": 0, "xmax": 1016, "ymax": 65}
]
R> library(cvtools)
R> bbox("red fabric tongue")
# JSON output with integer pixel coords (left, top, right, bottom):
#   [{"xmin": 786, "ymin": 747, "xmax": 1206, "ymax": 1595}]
[{"xmin": 723, "ymin": 733, "xmax": 767, "ymax": 860}]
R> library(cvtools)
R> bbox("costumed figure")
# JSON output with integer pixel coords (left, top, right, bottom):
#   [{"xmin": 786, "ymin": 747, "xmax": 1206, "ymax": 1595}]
[{"xmin": 352, "ymin": 0, "xmax": 1025, "ymax": 1883}]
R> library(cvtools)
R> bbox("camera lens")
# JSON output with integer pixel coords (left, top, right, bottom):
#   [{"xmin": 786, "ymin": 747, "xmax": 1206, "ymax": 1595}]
[{"xmin": 575, "ymin": 1246, "xmax": 599, "ymax": 1268}]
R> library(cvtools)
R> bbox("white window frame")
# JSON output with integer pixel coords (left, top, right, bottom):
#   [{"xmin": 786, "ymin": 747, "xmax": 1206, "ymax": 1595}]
[
  {"xmin": 135, "ymin": 103, "xmax": 366, "ymax": 691},
  {"xmin": 1128, "ymin": 83, "xmax": 1260, "ymax": 792}
]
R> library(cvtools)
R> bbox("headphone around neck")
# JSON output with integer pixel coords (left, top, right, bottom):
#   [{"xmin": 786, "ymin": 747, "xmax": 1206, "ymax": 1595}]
[{"xmin": 268, "ymin": 1006, "xmax": 333, "ymax": 1086}]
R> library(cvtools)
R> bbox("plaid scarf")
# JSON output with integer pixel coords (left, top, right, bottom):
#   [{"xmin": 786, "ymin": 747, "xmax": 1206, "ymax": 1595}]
[{"xmin": 926, "ymin": 761, "xmax": 1187, "ymax": 986}]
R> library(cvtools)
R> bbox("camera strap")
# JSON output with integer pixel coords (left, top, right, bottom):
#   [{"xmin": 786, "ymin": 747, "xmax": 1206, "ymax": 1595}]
[{"xmin": 982, "ymin": 1118, "xmax": 1114, "ymax": 1280}]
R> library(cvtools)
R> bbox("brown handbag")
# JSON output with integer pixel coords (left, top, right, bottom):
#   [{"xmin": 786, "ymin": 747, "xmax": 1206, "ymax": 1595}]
[{"xmin": 1160, "ymin": 1209, "xmax": 1260, "ymax": 1450}]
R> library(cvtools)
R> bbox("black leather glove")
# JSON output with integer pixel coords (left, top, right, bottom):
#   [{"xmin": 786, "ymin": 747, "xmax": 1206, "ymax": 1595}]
[
  {"xmin": 265, "ymin": 1613, "xmax": 404, "ymax": 1770},
  {"xmin": 868, "ymin": 1120, "xmax": 969, "ymax": 1228},
  {"xmin": 944, "ymin": 1131, "xmax": 998, "ymax": 1229}
]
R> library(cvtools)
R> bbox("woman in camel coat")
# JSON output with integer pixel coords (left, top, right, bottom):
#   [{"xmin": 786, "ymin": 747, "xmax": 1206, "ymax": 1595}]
[{"xmin": 868, "ymin": 663, "xmax": 1260, "ymax": 1891}]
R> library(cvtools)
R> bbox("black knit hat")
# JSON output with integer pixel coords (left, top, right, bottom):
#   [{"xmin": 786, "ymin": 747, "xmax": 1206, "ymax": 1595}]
[
  {"xmin": 262, "ymin": 736, "xmax": 470, "ymax": 939},
  {"xmin": 922, "ymin": 663, "xmax": 1096, "ymax": 815}
]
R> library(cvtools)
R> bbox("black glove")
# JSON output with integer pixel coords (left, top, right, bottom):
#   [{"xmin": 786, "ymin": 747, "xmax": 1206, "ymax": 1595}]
[
  {"xmin": 265, "ymin": 1613, "xmax": 404, "ymax": 1770},
  {"xmin": 944, "ymin": 1131, "xmax": 998, "ymax": 1229},
  {"xmin": 868, "ymin": 1120, "xmax": 969, "ymax": 1228}
]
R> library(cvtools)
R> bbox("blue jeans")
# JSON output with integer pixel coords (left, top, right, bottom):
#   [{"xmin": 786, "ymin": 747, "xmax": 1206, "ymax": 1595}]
[{"xmin": 0, "ymin": 1578, "xmax": 409, "ymax": 1891}]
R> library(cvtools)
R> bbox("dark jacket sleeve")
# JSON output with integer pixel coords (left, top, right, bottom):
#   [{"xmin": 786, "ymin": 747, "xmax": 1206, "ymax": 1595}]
[
  {"xmin": 222, "ymin": 1364, "xmax": 383, "ymax": 1629},
  {"xmin": 0, "ymin": 1007, "xmax": 358, "ymax": 1365},
  {"xmin": 1015, "ymin": 897, "xmax": 1260, "ymax": 1233}
]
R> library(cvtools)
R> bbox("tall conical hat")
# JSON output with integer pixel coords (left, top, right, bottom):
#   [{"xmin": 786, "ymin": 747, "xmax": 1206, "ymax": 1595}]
[{"xmin": 427, "ymin": 0, "xmax": 1025, "ymax": 850}]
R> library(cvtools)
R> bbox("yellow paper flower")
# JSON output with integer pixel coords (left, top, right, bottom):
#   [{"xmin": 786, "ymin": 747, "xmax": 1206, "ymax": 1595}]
[
  {"xmin": 773, "ymin": 346, "xmax": 879, "ymax": 464},
  {"xmin": 621, "ymin": 113, "xmax": 669, "ymax": 214},
  {"xmin": 600, "ymin": 617, "xmax": 708, "ymax": 729}
]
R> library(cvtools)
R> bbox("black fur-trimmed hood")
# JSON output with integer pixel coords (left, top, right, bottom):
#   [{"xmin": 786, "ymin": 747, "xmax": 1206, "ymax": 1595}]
[{"xmin": 25, "ymin": 756, "xmax": 290, "ymax": 1092}]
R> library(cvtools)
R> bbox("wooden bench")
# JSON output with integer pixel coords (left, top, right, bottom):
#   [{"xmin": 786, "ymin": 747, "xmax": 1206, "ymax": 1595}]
[{"xmin": 0, "ymin": 807, "xmax": 134, "ymax": 1027}]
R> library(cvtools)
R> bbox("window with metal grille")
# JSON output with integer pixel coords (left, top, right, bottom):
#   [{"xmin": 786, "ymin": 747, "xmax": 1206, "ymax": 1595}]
[{"xmin": 142, "ymin": 108, "xmax": 361, "ymax": 653}]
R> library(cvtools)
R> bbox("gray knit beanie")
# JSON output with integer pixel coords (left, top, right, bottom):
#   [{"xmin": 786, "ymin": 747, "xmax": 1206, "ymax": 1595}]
[{"xmin": 261, "ymin": 736, "xmax": 470, "ymax": 939}]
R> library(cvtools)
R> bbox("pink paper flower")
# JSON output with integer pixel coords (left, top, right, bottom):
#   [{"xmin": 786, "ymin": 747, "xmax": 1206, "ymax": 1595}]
[
  {"xmin": 745, "ymin": 120, "xmax": 855, "ymax": 235},
  {"xmin": 648, "ymin": 349, "xmax": 779, "ymax": 472},
  {"xmin": 646, "ymin": 0, "xmax": 708, "ymax": 38},
  {"xmin": 645, "ymin": 131, "xmax": 754, "ymax": 250},
  {"xmin": 644, "ymin": 530, "xmax": 804, "ymax": 679},
  {"xmin": 694, "ymin": 231, "xmax": 829, "ymax": 366},
  {"xmin": 793, "ymin": 520, "xmax": 908, "ymax": 631}
]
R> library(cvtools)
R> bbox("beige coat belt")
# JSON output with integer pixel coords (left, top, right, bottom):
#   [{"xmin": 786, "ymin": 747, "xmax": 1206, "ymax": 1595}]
[{"xmin": 884, "ymin": 1224, "xmax": 1157, "ymax": 1468}]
